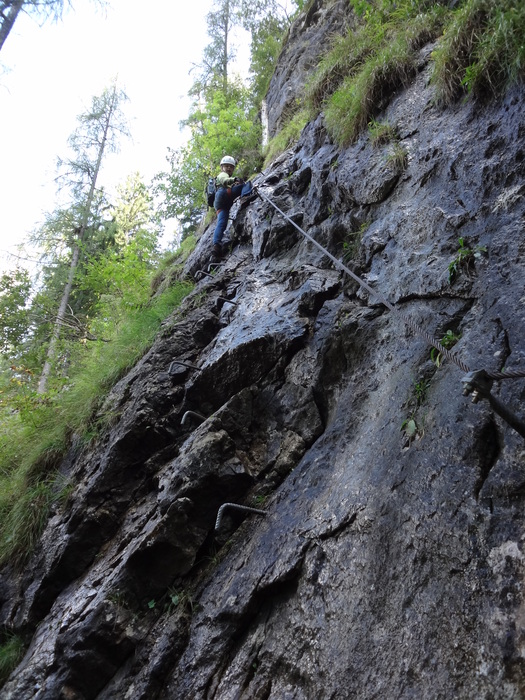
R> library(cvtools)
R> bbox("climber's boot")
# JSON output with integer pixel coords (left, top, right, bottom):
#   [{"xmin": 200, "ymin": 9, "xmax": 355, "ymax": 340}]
[{"xmin": 210, "ymin": 243, "xmax": 222, "ymax": 263}]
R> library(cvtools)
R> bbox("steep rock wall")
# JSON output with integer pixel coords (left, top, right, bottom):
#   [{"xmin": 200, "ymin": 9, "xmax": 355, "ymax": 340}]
[{"xmin": 1, "ymin": 10, "xmax": 525, "ymax": 700}]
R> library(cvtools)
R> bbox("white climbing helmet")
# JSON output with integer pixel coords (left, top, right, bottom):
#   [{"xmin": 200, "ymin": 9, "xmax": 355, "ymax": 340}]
[{"xmin": 220, "ymin": 155, "xmax": 236, "ymax": 166}]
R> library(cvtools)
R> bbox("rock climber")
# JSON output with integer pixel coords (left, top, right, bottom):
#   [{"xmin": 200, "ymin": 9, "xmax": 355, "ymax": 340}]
[{"xmin": 210, "ymin": 155, "xmax": 246, "ymax": 263}]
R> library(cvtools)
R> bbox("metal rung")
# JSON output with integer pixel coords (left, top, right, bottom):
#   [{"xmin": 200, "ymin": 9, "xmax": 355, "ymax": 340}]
[
  {"xmin": 215, "ymin": 502, "xmax": 268, "ymax": 532},
  {"xmin": 195, "ymin": 269, "xmax": 213, "ymax": 280},
  {"xmin": 181, "ymin": 410, "xmax": 206, "ymax": 426}
]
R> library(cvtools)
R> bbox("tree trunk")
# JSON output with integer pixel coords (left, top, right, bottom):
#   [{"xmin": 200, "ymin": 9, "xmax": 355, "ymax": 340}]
[
  {"xmin": 37, "ymin": 243, "xmax": 80, "ymax": 393},
  {"xmin": 37, "ymin": 86, "xmax": 119, "ymax": 394},
  {"xmin": 0, "ymin": 0, "xmax": 24, "ymax": 53},
  {"xmin": 261, "ymin": 98, "xmax": 269, "ymax": 147},
  {"xmin": 223, "ymin": 0, "xmax": 229, "ymax": 91}
]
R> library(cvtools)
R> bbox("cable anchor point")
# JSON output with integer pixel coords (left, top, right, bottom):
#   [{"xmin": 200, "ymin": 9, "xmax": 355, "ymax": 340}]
[{"xmin": 461, "ymin": 370, "xmax": 525, "ymax": 439}]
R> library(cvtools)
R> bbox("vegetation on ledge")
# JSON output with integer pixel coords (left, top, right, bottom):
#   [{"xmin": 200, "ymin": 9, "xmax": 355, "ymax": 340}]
[{"xmin": 271, "ymin": 0, "xmax": 525, "ymax": 150}]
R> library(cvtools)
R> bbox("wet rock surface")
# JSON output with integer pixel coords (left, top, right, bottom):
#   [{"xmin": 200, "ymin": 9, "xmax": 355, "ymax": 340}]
[{"xmin": 1, "ymin": 10, "xmax": 525, "ymax": 700}]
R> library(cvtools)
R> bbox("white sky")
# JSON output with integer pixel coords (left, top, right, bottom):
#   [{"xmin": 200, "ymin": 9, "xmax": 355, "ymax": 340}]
[{"xmin": 0, "ymin": 0, "xmax": 252, "ymax": 270}]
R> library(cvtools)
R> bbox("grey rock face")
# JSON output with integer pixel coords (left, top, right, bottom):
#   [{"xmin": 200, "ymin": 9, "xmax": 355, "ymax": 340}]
[{"xmin": 1, "ymin": 10, "xmax": 525, "ymax": 700}]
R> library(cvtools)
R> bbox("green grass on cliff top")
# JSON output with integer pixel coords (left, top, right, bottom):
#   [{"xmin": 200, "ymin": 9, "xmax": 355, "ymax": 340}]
[
  {"xmin": 266, "ymin": 0, "xmax": 525, "ymax": 153},
  {"xmin": 432, "ymin": 0, "xmax": 525, "ymax": 103}
]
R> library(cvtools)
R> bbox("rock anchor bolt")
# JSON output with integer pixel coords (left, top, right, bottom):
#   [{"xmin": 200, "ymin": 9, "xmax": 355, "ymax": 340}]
[
  {"xmin": 461, "ymin": 370, "xmax": 525, "ymax": 439},
  {"xmin": 181, "ymin": 410, "xmax": 206, "ymax": 426},
  {"xmin": 215, "ymin": 502, "xmax": 268, "ymax": 533}
]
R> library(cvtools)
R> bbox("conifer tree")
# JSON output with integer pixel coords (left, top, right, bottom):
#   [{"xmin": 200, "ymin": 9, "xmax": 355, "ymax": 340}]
[
  {"xmin": 154, "ymin": 0, "xmax": 298, "ymax": 233},
  {"xmin": 202, "ymin": 0, "xmax": 236, "ymax": 91},
  {"xmin": 37, "ymin": 82, "xmax": 129, "ymax": 394},
  {"xmin": 0, "ymin": 267, "xmax": 31, "ymax": 356},
  {"xmin": 0, "ymin": 0, "xmax": 23, "ymax": 52},
  {"xmin": 0, "ymin": 0, "xmax": 104, "ymax": 54}
]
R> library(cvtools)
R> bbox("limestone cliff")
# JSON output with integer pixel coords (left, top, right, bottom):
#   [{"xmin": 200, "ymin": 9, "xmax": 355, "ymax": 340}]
[{"xmin": 1, "ymin": 2, "xmax": 524, "ymax": 699}]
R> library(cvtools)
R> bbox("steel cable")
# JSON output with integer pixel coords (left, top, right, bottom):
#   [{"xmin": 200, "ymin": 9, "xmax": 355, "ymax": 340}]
[
  {"xmin": 484, "ymin": 368, "xmax": 525, "ymax": 380},
  {"xmin": 256, "ymin": 188, "xmax": 473, "ymax": 374}
]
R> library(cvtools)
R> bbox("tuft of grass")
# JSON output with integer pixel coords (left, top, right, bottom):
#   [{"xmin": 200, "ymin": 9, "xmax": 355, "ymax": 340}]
[
  {"xmin": 368, "ymin": 118, "xmax": 398, "ymax": 145},
  {"xmin": 151, "ymin": 236, "xmax": 197, "ymax": 293},
  {"xmin": 263, "ymin": 108, "xmax": 311, "ymax": 166},
  {"xmin": 447, "ymin": 237, "xmax": 487, "ymax": 283},
  {"xmin": 342, "ymin": 221, "xmax": 369, "ymax": 262},
  {"xmin": 430, "ymin": 329, "xmax": 461, "ymax": 368},
  {"xmin": 310, "ymin": 1, "xmax": 449, "ymax": 146},
  {"xmin": 166, "ymin": 587, "xmax": 196, "ymax": 616},
  {"xmin": 305, "ymin": 22, "xmax": 383, "ymax": 110},
  {"xmin": 0, "ymin": 475, "xmax": 69, "ymax": 567},
  {"xmin": 432, "ymin": 0, "xmax": 525, "ymax": 104},
  {"xmin": 324, "ymin": 32, "xmax": 419, "ymax": 146},
  {"xmin": 401, "ymin": 377, "xmax": 430, "ymax": 446},
  {"xmin": 0, "ymin": 632, "xmax": 25, "ymax": 686},
  {"xmin": 386, "ymin": 142, "xmax": 409, "ymax": 170}
]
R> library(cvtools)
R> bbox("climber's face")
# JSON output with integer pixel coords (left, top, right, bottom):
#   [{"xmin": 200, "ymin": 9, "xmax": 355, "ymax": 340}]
[{"xmin": 221, "ymin": 163, "xmax": 235, "ymax": 176}]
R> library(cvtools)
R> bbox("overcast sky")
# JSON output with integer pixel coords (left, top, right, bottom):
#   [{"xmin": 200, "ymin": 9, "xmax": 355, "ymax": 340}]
[{"xmin": 0, "ymin": 0, "xmax": 252, "ymax": 270}]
